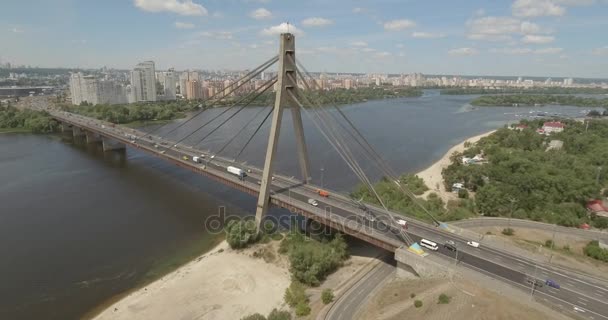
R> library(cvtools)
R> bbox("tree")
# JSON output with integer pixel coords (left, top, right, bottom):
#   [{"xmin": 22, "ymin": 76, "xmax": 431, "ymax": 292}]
[
  {"xmin": 225, "ymin": 219, "xmax": 260, "ymax": 249},
  {"xmin": 241, "ymin": 314, "xmax": 266, "ymax": 320},
  {"xmin": 267, "ymin": 309, "xmax": 291, "ymax": 320},
  {"xmin": 414, "ymin": 300, "xmax": 423, "ymax": 308},
  {"xmin": 284, "ymin": 281, "xmax": 308, "ymax": 308},
  {"xmin": 321, "ymin": 289, "xmax": 334, "ymax": 304},
  {"xmin": 295, "ymin": 302, "xmax": 311, "ymax": 316},
  {"xmin": 502, "ymin": 228, "xmax": 515, "ymax": 236},
  {"xmin": 438, "ymin": 293, "xmax": 451, "ymax": 304}
]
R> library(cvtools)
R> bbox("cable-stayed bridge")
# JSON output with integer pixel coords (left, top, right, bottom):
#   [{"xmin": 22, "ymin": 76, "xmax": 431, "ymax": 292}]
[{"xmin": 48, "ymin": 33, "xmax": 608, "ymax": 319}]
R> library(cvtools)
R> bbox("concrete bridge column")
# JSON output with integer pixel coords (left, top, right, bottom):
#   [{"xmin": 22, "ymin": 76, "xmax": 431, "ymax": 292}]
[
  {"xmin": 85, "ymin": 131, "xmax": 101, "ymax": 143},
  {"xmin": 394, "ymin": 247, "xmax": 448, "ymax": 279},
  {"xmin": 61, "ymin": 123, "xmax": 72, "ymax": 133},
  {"xmin": 72, "ymin": 126, "xmax": 85, "ymax": 137},
  {"xmin": 102, "ymin": 137, "xmax": 126, "ymax": 152}
]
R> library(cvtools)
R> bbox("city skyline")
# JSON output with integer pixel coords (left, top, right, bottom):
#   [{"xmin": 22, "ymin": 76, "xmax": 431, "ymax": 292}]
[{"xmin": 1, "ymin": 0, "xmax": 608, "ymax": 78}]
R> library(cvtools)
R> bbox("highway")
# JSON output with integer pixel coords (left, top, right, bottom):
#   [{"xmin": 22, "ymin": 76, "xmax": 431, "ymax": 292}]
[{"xmin": 53, "ymin": 111, "xmax": 608, "ymax": 320}]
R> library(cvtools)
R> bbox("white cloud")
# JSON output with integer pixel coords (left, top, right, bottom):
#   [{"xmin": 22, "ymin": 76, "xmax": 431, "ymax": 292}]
[
  {"xmin": 244, "ymin": 0, "xmax": 271, "ymax": 3},
  {"xmin": 555, "ymin": 0, "xmax": 595, "ymax": 5},
  {"xmin": 522, "ymin": 34, "xmax": 555, "ymax": 44},
  {"xmin": 361, "ymin": 47, "xmax": 376, "ymax": 53},
  {"xmin": 302, "ymin": 17, "xmax": 333, "ymax": 27},
  {"xmin": 198, "ymin": 31, "xmax": 234, "ymax": 40},
  {"xmin": 261, "ymin": 23, "xmax": 303, "ymax": 36},
  {"xmin": 350, "ymin": 41, "xmax": 368, "ymax": 47},
  {"xmin": 448, "ymin": 47, "xmax": 478, "ymax": 56},
  {"xmin": 534, "ymin": 47, "xmax": 563, "ymax": 54},
  {"xmin": 352, "ymin": 7, "xmax": 364, "ymax": 13},
  {"xmin": 466, "ymin": 16, "xmax": 549, "ymax": 42},
  {"xmin": 12, "ymin": 27, "xmax": 24, "ymax": 33},
  {"xmin": 490, "ymin": 47, "xmax": 564, "ymax": 54},
  {"xmin": 249, "ymin": 8, "xmax": 272, "ymax": 20},
  {"xmin": 592, "ymin": 46, "xmax": 608, "ymax": 55},
  {"xmin": 375, "ymin": 51, "xmax": 392, "ymax": 58},
  {"xmin": 512, "ymin": 0, "xmax": 565, "ymax": 17},
  {"xmin": 133, "ymin": 0, "xmax": 207, "ymax": 16},
  {"xmin": 174, "ymin": 21, "xmax": 195, "ymax": 29},
  {"xmin": 411, "ymin": 31, "xmax": 446, "ymax": 39},
  {"xmin": 489, "ymin": 47, "xmax": 534, "ymax": 54},
  {"xmin": 383, "ymin": 19, "xmax": 416, "ymax": 31}
]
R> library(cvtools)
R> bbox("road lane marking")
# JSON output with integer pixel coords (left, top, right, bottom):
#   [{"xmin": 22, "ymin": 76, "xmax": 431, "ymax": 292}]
[
  {"xmin": 580, "ymin": 297, "xmax": 590, "ymax": 302},
  {"xmin": 579, "ymin": 301, "xmax": 588, "ymax": 306}
]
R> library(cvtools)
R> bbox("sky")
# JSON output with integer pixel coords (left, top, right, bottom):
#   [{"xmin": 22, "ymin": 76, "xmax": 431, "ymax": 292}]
[{"xmin": 1, "ymin": 0, "xmax": 608, "ymax": 78}]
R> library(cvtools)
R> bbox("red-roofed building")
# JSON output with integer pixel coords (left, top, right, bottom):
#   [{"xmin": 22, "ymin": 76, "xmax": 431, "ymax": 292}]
[
  {"xmin": 515, "ymin": 124, "xmax": 528, "ymax": 131},
  {"xmin": 586, "ymin": 200, "xmax": 608, "ymax": 218},
  {"xmin": 542, "ymin": 121, "xmax": 565, "ymax": 134}
]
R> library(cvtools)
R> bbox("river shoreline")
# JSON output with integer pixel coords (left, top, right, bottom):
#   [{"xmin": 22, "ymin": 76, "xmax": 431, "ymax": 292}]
[
  {"xmin": 90, "ymin": 240, "xmax": 290, "ymax": 320},
  {"xmin": 415, "ymin": 130, "xmax": 496, "ymax": 202}
]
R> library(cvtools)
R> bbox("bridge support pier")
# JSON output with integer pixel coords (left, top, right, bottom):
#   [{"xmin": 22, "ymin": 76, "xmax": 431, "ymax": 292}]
[
  {"xmin": 85, "ymin": 131, "xmax": 101, "ymax": 143},
  {"xmin": 102, "ymin": 137, "xmax": 126, "ymax": 152},
  {"xmin": 72, "ymin": 127, "xmax": 85, "ymax": 137},
  {"xmin": 61, "ymin": 123, "xmax": 72, "ymax": 133},
  {"xmin": 255, "ymin": 33, "xmax": 311, "ymax": 231},
  {"xmin": 394, "ymin": 247, "xmax": 448, "ymax": 279}
]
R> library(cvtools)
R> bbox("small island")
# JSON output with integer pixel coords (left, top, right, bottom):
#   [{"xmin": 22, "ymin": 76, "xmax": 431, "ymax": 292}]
[{"xmin": 470, "ymin": 94, "xmax": 608, "ymax": 108}]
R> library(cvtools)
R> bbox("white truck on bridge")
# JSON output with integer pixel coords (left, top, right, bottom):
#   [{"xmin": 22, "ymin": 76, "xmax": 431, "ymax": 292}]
[{"xmin": 227, "ymin": 166, "xmax": 247, "ymax": 179}]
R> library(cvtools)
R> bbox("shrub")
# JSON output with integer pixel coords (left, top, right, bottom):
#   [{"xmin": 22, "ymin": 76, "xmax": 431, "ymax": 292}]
[
  {"xmin": 583, "ymin": 241, "xmax": 608, "ymax": 262},
  {"xmin": 284, "ymin": 281, "xmax": 308, "ymax": 308},
  {"xmin": 438, "ymin": 293, "xmax": 451, "ymax": 304},
  {"xmin": 267, "ymin": 309, "xmax": 291, "ymax": 320},
  {"xmin": 414, "ymin": 300, "xmax": 423, "ymax": 308},
  {"xmin": 321, "ymin": 289, "xmax": 334, "ymax": 304},
  {"xmin": 502, "ymin": 228, "xmax": 515, "ymax": 236},
  {"xmin": 225, "ymin": 219, "xmax": 260, "ymax": 249},
  {"xmin": 545, "ymin": 240, "xmax": 554, "ymax": 248},
  {"xmin": 410, "ymin": 293, "xmax": 416, "ymax": 298},
  {"xmin": 458, "ymin": 188, "xmax": 469, "ymax": 199},
  {"xmin": 563, "ymin": 245, "xmax": 570, "ymax": 252},
  {"xmin": 486, "ymin": 231, "xmax": 493, "ymax": 235},
  {"xmin": 241, "ymin": 313, "xmax": 266, "ymax": 320},
  {"xmin": 295, "ymin": 302, "xmax": 311, "ymax": 316}
]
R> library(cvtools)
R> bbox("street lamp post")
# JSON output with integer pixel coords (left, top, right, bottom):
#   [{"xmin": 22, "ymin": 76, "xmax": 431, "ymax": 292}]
[{"xmin": 320, "ymin": 167, "xmax": 325, "ymax": 188}]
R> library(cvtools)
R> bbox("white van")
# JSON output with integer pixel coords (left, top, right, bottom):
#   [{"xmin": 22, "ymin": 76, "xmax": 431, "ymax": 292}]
[
  {"xmin": 420, "ymin": 239, "xmax": 439, "ymax": 251},
  {"xmin": 308, "ymin": 198, "xmax": 318, "ymax": 206}
]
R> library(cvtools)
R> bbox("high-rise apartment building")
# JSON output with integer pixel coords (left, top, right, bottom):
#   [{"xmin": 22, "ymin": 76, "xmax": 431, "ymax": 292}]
[
  {"xmin": 186, "ymin": 79, "xmax": 203, "ymax": 100},
  {"xmin": 156, "ymin": 69, "xmax": 177, "ymax": 100},
  {"xmin": 69, "ymin": 73, "xmax": 127, "ymax": 105},
  {"xmin": 130, "ymin": 61, "xmax": 157, "ymax": 103}
]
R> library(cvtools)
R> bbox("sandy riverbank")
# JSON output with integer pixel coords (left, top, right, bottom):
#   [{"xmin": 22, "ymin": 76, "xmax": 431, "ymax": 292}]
[
  {"xmin": 416, "ymin": 130, "xmax": 496, "ymax": 203},
  {"xmin": 92, "ymin": 241, "xmax": 290, "ymax": 320}
]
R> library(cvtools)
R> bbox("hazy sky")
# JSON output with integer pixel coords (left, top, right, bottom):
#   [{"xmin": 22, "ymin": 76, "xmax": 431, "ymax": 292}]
[{"xmin": 2, "ymin": 0, "xmax": 607, "ymax": 78}]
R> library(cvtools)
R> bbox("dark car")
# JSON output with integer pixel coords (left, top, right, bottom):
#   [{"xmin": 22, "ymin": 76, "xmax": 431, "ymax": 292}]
[
  {"xmin": 444, "ymin": 243, "xmax": 457, "ymax": 251},
  {"xmin": 546, "ymin": 279, "xmax": 560, "ymax": 289},
  {"xmin": 526, "ymin": 278, "xmax": 543, "ymax": 287}
]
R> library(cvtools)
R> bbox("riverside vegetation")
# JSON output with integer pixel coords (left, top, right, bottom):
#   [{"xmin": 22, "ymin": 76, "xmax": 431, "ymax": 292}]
[
  {"xmin": 441, "ymin": 87, "xmax": 608, "ymax": 95},
  {"xmin": 352, "ymin": 119, "xmax": 608, "ymax": 229},
  {"xmin": 470, "ymin": 94, "xmax": 608, "ymax": 108},
  {"xmin": 0, "ymin": 105, "xmax": 57, "ymax": 133}
]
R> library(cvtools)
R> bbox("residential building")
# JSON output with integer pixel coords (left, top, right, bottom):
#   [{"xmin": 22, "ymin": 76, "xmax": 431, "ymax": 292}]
[
  {"xmin": 157, "ymin": 69, "xmax": 177, "ymax": 100},
  {"xmin": 542, "ymin": 121, "xmax": 565, "ymax": 134},
  {"xmin": 130, "ymin": 61, "xmax": 157, "ymax": 103},
  {"xmin": 69, "ymin": 72, "xmax": 127, "ymax": 105},
  {"xmin": 186, "ymin": 79, "xmax": 203, "ymax": 100}
]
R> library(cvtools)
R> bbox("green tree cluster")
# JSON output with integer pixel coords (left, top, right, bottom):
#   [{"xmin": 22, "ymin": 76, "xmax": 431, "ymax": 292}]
[
  {"xmin": 470, "ymin": 94, "xmax": 608, "ymax": 108},
  {"xmin": 321, "ymin": 288, "xmax": 334, "ymax": 304},
  {"xmin": 240, "ymin": 309, "xmax": 292, "ymax": 320},
  {"xmin": 225, "ymin": 219, "xmax": 260, "ymax": 249},
  {"xmin": 279, "ymin": 231, "xmax": 349, "ymax": 286},
  {"xmin": 60, "ymin": 100, "xmax": 198, "ymax": 124},
  {"xmin": 583, "ymin": 241, "xmax": 608, "ymax": 262},
  {"xmin": 438, "ymin": 293, "xmax": 451, "ymax": 304},
  {"xmin": 441, "ymin": 87, "xmax": 608, "ymax": 95},
  {"xmin": 0, "ymin": 106, "xmax": 57, "ymax": 133},
  {"xmin": 442, "ymin": 119, "xmax": 608, "ymax": 228},
  {"xmin": 284, "ymin": 281, "xmax": 310, "ymax": 316}
]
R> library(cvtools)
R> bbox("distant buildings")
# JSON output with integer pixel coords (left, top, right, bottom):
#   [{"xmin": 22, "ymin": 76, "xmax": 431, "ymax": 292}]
[
  {"xmin": 130, "ymin": 61, "xmax": 157, "ymax": 103},
  {"xmin": 69, "ymin": 73, "xmax": 127, "ymax": 105},
  {"xmin": 541, "ymin": 121, "xmax": 565, "ymax": 134}
]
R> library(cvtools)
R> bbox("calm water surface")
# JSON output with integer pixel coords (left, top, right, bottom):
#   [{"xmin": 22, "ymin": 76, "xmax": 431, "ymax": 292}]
[{"xmin": 0, "ymin": 91, "xmax": 596, "ymax": 319}]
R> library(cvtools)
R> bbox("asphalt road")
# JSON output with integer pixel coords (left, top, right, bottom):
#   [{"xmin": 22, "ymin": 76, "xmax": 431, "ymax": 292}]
[
  {"xmin": 53, "ymin": 111, "xmax": 608, "ymax": 320},
  {"xmin": 325, "ymin": 255, "xmax": 395, "ymax": 320}
]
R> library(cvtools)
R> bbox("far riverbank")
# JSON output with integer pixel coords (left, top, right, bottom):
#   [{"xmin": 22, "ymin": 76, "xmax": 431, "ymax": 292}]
[{"xmin": 415, "ymin": 130, "xmax": 496, "ymax": 203}]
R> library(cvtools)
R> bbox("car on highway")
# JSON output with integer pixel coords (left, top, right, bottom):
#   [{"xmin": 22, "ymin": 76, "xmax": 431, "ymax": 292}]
[
  {"xmin": 210, "ymin": 155, "xmax": 215, "ymax": 159},
  {"xmin": 467, "ymin": 241, "xmax": 480, "ymax": 248},
  {"xmin": 444, "ymin": 240, "xmax": 457, "ymax": 251},
  {"xmin": 396, "ymin": 219, "xmax": 408, "ymax": 229},
  {"xmin": 182, "ymin": 156, "xmax": 188, "ymax": 160},
  {"xmin": 573, "ymin": 306, "xmax": 585, "ymax": 313},
  {"xmin": 545, "ymin": 279, "xmax": 560, "ymax": 289},
  {"xmin": 160, "ymin": 150, "xmax": 166, "ymax": 154},
  {"xmin": 154, "ymin": 144, "xmax": 159, "ymax": 148},
  {"xmin": 308, "ymin": 198, "xmax": 318, "ymax": 206}
]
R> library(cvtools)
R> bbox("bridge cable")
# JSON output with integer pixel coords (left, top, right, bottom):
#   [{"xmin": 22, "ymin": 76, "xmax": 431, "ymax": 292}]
[
  {"xmin": 213, "ymin": 105, "xmax": 271, "ymax": 158},
  {"xmin": 166, "ymin": 76, "xmax": 278, "ymax": 151},
  {"xmin": 234, "ymin": 107, "xmax": 274, "ymax": 161},
  {"xmin": 192, "ymin": 78, "xmax": 277, "ymax": 147},
  {"xmin": 134, "ymin": 55, "xmax": 278, "ymax": 142},
  {"xmin": 157, "ymin": 56, "xmax": 278, "ymax": 140},
  {"xmin": 289, "ymin": 90, "xmax": 415, "ymax": 245},
  {"xmin": 296, "ymin": 61, "xmax": 442, "ymax": 226}
]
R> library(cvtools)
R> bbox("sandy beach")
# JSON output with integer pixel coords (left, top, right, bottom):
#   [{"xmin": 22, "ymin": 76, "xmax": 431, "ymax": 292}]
[
  {"xmin": 92, "ymin": 241, "xmax": 290, "ymax": 320},
  {"xmin": 416, "ymin": 130, "xmax": 496, "ymax": 203}
]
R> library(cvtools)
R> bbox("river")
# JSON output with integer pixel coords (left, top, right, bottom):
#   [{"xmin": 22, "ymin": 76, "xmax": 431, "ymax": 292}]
[{"xmin": 0, "ymin": 91, "xmax": 599, "ymax": 319}]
